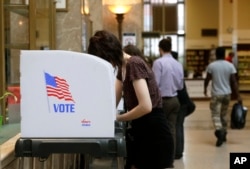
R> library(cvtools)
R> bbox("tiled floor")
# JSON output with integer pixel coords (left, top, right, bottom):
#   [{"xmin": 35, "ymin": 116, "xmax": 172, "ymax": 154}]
[
  {"xmin": 89, "ymin": 93, "xmax": 250, "ymax": 169},
  {"xmin": 173, "ymin": 129, "xmax": 250, "ymax": 169}
]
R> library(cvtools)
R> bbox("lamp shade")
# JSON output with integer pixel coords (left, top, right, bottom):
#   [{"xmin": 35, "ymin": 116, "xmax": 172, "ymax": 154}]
[
  {"xmin": 103, "ymin": 0, "xmax": 140, "ymax": 5},
  {"xmin": 108, "ymin": 5, "xmax": 131, "ymax": 14},
  {"xmin": 103, "ymin": 0, "xmax": 140, "ymax": 14},
  {"xmin": 81, "ymin": 0, "xmax": 89, "ymax": 15}
]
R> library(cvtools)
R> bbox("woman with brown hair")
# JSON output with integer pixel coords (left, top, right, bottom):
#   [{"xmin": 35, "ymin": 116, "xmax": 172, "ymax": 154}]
[{"xmin": 88, "ymin": 30, "xmax": 174, "ymax": 169}]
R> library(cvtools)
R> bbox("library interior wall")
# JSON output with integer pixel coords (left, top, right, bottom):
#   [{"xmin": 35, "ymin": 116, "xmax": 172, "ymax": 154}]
[
  {"xmin": 56, "ymin": 0, "xmax": 250, "ymax": 52},
  {"xmin": 185, "ymin": 0, "xmax": 218, "ymax": 40},
  {"xmin": 56, "ymin": 0, "xmax": 82, "ymax": 52},
  {"xmin": 238, "ymin": 0, "xmax": 250, "ymax": 30}
]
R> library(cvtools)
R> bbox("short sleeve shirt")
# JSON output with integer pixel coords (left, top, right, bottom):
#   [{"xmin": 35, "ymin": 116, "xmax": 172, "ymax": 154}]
[
  {"xmin": 206, "ymin": 60, "xmax": 236, "ymax": 95},
  {"xmin": 117, "ymin": 56, "xmax": 162, "ymax": 111}
]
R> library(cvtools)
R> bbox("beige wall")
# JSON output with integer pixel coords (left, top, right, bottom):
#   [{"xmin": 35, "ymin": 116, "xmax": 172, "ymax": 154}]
[
  {"xmin": 56, "ymin": 0, "xmax": 82, "ymax": 52},
  {"xmin": 56, "ymin": 0, "xmax": 250, "ymax": 51},
  {"xmin": 89, "ymin": 0, "xmax": 103, "ymax": 33},
  {"xmin": 237, "ymin": 0, "xmax": 250, "ymax": 44},
  {"xmin": 186, "ymin": 0, "xmax": 218, "ymax": 39},
  {"xmin": 102, "ymin": 2, "xmax": 143, "ymax": 48},
  {"xmin": 185, "ymin": 0, "xmax": 219, "ymax": 49},
  {"xmin": 238, "ymin": 0, "xmax": 250, "ymax": 30},
  {"xmin": 221, "ymin": 0, "xmax": 233, "ymax": 35},
  {"xmin": 55, "ymin": 0, "xmax": 142, "ymax": 51}
]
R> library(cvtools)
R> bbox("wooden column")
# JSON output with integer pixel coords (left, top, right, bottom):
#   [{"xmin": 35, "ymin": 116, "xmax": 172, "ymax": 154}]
[{"xmin": 0, "ymin": 0, "xmax": 7, "ymax": 123}]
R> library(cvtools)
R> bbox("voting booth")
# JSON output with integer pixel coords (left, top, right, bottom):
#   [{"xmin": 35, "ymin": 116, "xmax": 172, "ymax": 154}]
[
  {"xmin": 15, "ymin": 50, "xmax": 126, "ymax": 168},
  {"xmin": 20, "ymin": 50, "xmax": 116, "ymax": 138}
]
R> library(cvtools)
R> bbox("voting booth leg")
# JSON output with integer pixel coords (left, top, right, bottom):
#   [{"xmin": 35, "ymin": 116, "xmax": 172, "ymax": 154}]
[
  {"xmin": 73, "ymin": 154, "xmax": 79, "ymax": 169},
  {"xmin": 18, "ymin": 157, "xmax": 24, "ymax": 169},
  {"xmin": 85, "ymin": 154, "xmax": 92, "ymax": 169},
  {"xmin": 18, "ymin": 157, "xmax": 35, "ymax": 169},
  {"xmin": 117, "ymin": 157, "xmax": 125, "ymax": 169}
]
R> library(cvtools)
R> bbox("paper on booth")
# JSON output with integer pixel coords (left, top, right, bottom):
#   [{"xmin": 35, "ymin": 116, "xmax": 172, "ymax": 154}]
[{"xmin": 20, "ymin": 50, "xmax": 116, "ymax": 138}]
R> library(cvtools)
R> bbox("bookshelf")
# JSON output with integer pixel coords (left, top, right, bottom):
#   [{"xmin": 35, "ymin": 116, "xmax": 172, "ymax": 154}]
[
  {"xmin": 237, "ymin": 44, "xmax": 250, "ymax": 91},
  {"xmin": 186, "ymin": 49, "xmax": 210, "ymax": 74}
]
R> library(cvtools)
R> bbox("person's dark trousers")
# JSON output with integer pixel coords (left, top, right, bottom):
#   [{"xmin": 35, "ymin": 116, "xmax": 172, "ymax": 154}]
[
  {"xmin": 124, "ymin": 127, "xmax": 134, "ymax": 169},
  {"xmin": 162, "ymin": 96, "xmax": 180, "ymax": 161},
  {"xmin": 175, "ymin": 104, "xmax": 187, "ymax": 159}
]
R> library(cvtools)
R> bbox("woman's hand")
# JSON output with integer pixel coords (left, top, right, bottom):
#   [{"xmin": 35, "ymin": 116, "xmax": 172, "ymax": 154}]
[{"xmin": 116, "ymin": 114, "xmax": 122, "ymax": 121}]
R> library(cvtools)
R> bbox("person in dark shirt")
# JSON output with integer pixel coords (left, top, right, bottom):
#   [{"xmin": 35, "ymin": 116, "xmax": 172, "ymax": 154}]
[
  {"xmin": 88, "ymin": 30, "xmax": 174, "ymax": 169},
  {"xmin": 166, "ymin": 36, "xmax": 178, "ymax": 60}
]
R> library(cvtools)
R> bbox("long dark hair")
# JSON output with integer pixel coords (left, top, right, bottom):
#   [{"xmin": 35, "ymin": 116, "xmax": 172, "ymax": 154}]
[{"xmin": 88, "ymin": 30, "xmax": 123, "ymax": 68}]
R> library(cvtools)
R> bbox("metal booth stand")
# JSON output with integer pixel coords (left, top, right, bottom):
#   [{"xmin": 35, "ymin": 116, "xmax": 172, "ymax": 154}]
[
  {"xmin": 14, "ymin": 51, "xmax": 127, "ymax": 169},
  {"xmin": 15, "ymin": 121, "xmax": 126, "ymax": 169}
]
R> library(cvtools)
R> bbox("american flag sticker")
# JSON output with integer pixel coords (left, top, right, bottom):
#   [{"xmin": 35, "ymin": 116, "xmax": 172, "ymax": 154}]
[{"xmin": 44, "ymin": 72, "xmax": 75, "ymax": 102}]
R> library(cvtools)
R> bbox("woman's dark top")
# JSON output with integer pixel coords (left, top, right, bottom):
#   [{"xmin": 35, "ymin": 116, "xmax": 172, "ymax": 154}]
[
  {"xmin": 117, "ymin": 56, "xmax": 162, "ymax": 110},
  {"xmin": 117, "ymin": 56, "xmax": 174, "ymax": 169}
]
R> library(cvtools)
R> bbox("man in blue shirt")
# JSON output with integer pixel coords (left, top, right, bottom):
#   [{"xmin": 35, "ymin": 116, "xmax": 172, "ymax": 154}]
[{"xmin": 152, "ymin": 38, "xmax": 184, "ymax": 160}]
